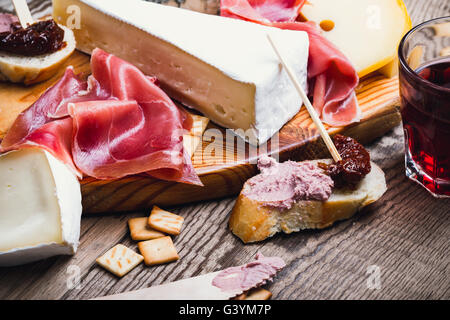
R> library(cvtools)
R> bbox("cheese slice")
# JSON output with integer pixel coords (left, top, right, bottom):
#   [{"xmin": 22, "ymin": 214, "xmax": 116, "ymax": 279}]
[
  {"xmin": 0, "ymin": 148, "xmax": 82, "ymax": 266},
  {"xmin": 52, "ymin": 0, "xmax": 309, "ymax": 145},
  {"xmin": 300, "ymin": 0, "xmax": 411, "ymax": 78}
]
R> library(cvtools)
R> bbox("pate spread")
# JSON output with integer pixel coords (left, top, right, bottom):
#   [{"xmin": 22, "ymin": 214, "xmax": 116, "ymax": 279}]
[
  {"xmin": 243, "ymin": 155, "xmax": 334, "ymax": 209},
  {"xmin": 212, "ymin": 253, "xmax": 285, "ymax": 294},
  {"xmin": 0, "ymin": 13, "xmax": 18, "ymax": 33}
]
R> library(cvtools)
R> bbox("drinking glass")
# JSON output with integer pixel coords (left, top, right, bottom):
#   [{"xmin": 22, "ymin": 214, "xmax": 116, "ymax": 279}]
[{"xmin": 398, "ymin": 16, "xmax": 450, "ymax": 197}]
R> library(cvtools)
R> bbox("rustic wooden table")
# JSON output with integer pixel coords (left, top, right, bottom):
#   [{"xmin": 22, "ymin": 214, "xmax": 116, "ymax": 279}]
[{"xmin": 0, "ymin": 0, "xmax": 449, "ymax": 300}]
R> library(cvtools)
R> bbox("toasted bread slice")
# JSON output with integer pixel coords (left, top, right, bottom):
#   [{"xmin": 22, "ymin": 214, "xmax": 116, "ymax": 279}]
[
  {"xmin": 229, "ymin": 160, "xmax": 387, "ymax": 243},
  {"xmin": 0, "ymin": 23, "xmax": 76, "ymax": 85}
]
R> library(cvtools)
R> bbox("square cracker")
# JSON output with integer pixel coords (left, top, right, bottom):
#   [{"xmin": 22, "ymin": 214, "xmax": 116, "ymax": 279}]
[
  {"xmin": 96, "ymin": 244, "xmax": 144, "ymax": 277},
  {"xmin": 128, "ymin": 217, "xmax": 165, "ymax": 241},
  {"xmin": 148, "ymin": 206, "xmax": 184, "ymax": 236},
  {"xmin": 138, "ymin": 236, "xmax": 179, "ymax": 266}
]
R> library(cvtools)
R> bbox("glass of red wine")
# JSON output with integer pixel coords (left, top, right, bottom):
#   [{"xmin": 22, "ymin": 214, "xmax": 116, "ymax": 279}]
[{"xmin": 399, "ymin": 16, "xmax": 450, "ymax": 198}]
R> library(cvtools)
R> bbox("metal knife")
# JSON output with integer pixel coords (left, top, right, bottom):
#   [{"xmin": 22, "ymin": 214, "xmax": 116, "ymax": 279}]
[{"xmin": 94, "ymin": 271, "xmax": 234, "ymax": 300}]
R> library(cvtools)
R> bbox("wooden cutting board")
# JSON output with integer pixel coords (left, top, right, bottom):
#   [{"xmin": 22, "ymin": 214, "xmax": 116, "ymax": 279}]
[{"xmin": 0, "ymin": 50, "xmax": 401, "ymax": 213}]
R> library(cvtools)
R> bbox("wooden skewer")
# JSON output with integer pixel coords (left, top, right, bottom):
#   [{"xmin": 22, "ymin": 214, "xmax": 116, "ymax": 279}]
[
  {"xmin": 11, "ymin": 0, "xmax": 34, "ymax": 28},
  {"xmin": 266, "ymin": 33, "xmax": 342, "ymax": 162}
]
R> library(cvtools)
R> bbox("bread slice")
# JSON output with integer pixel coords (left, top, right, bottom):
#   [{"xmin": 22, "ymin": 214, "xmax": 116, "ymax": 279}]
[
  {"xmin": 229, "ymin": 160, "xmax": 387, "ymax": 243},
  {"xmin": 0, "ymin": 23, "xmax": 76, "ymax": 85}
]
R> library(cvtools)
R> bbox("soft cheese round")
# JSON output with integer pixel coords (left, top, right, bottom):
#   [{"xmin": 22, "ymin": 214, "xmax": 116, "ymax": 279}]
[{"xmin": 0, "ymin": 149, "xmax": 82, "ymax": 267}]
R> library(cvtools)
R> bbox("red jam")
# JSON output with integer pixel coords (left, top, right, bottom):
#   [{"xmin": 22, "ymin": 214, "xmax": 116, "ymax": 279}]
[
  {"xmin": 0, "ymin": 19, "xmax": 65, "ymax": 56},
  {"xmin": 319, "ymin": 134, "xmax": 371, "ymax": 189}
]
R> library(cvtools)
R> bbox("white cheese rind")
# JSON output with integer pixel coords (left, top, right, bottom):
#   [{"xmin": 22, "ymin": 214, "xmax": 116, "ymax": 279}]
[
  {"xmin": 53, "ymin": 0, "xmax": 309, "ymax": 144},
  {"xmin": 0, "ymin": 243, "xmax": 78, "ymax": 267},
  {"xmin": 0, "ymin": 148, "xmax": 82, "ymax": 267}
]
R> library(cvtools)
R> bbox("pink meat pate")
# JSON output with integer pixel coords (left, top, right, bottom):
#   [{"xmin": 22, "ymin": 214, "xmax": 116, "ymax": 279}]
[
  {"xmin": 0, "ymin": 13, "xmax": 18, "ymax": 33},
  {"xmin": 243, "ymin": 155, "xmax": 334, "ymax": 210},
  {"xmin": 212, "ymin": 253, "xmax": 286, "ymax": 295}
]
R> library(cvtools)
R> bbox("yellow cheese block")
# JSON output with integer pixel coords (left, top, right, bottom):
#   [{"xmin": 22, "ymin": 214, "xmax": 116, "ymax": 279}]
[{"xmin": 301, "ymin": 0, "xmax": 412, "ymax": 78}]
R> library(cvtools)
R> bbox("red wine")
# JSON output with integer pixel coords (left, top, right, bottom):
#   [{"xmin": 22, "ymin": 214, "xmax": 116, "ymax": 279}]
[
  {"xmin": 417, "ymin": 61, "xmax": 450, "ymax": 89},
  {"xmin": 399, "ymin": 59, "xmax": 450, "ymax": 196}
]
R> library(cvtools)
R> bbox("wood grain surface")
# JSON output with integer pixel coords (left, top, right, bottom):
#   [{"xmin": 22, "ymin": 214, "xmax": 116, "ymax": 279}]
[{"xmin": 0, "ymin": 0, "xmax": 449, "ymax": 300}]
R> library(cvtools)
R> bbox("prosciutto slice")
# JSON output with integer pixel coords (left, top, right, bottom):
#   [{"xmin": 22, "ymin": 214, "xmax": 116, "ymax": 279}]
[
  {"xmin": 0, "ymin": 49, "xmax": 202, "ymax": 185},
  {"xmin": 220, "ymin": 0, "xmax": 361, "ymax": 126},
  {"xmin": 221, "ymin": 0, "xmax": 306, "ymax": 22},
  {"xmin": 0, "ymin": 67, "xmax": 87, "ymax": 177},
  {"xmin": 70, "ymin": 49, "xmax": 200, "ymax": 184}
]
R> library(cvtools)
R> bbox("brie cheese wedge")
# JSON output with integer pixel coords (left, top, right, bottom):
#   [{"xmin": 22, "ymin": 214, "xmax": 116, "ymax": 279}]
[
  {"xmin": 53, "ymin": 0, "xmax": 309, "ymax": 144},
  {"xmin": 0, "ymin": 148, "xmax": 82, "ymax": 266}
]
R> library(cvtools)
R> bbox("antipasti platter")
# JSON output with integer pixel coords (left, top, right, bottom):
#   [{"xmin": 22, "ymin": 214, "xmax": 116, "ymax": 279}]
[
  {"xmin": 0, "ymin": 0, "xmax": 416, "ymax": 300},
  {"xmin": 0, "ymin": 0, "xmax": 409, "ymax": 213}
]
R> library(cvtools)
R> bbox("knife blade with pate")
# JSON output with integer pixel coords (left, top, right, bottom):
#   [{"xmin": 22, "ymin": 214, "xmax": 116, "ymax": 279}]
[
  {"xmin": 94, "ymin": 253, "xmax": 286, "ymax": 300},
  {"xmin": 94, "ymin": 271, "xmax": 233, "ymax": 300}
]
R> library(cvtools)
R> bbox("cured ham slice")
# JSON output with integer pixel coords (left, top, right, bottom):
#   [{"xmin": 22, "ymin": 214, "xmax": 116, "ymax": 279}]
[
  {"xmin": 0, "ymin": 49, "xmax": 201, "ymax": 185},
  {"xmin": 272, "ymin": 21, "xmax": 361, "ymax": 126},
  {"xmin": 221, "ymin": 0, "xmax": 306, "ymax": 22},
  {"xmin": 69, "ymin": 100, "xmax": 183, "ymax": 179},
  {"xmin": 70, "ymin": 49, "xmax": 200, "ymax": 184},
  {"xmin": 220, "ymin": 0, "xmax": 361, "ymax": 126},
  {"xmin": 0, "ymin": 67, "xmax": 86, "ymax": 177}
]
